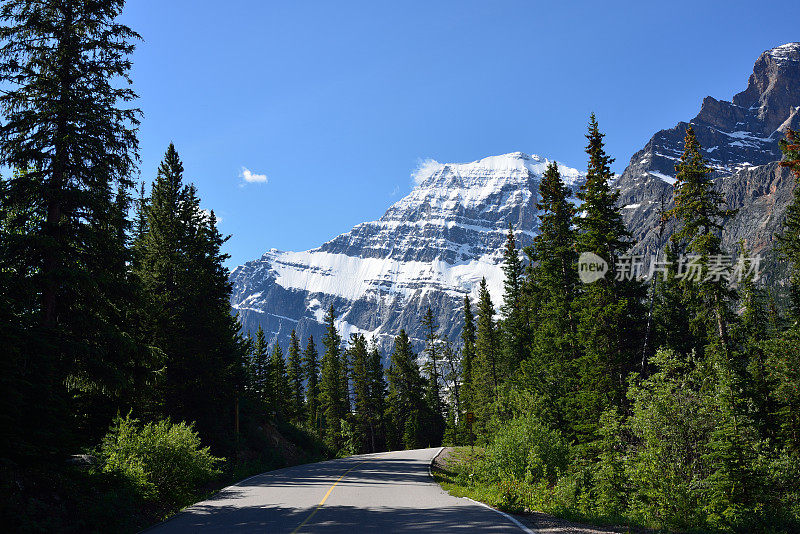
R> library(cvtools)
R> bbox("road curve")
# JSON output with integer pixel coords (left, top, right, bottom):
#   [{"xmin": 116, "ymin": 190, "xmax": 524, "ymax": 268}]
[{"xmin": 146, "ymin": 447, "xmax": 527, "ymax": 533}]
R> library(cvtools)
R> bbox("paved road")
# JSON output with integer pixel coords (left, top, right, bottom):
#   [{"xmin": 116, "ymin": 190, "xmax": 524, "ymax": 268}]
[{"xmin": 147, "ymin": 447, "xmax": 528, "ymax": 533}]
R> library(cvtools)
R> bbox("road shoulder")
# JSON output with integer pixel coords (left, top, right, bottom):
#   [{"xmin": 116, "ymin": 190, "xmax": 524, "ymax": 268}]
[{"xmin": 431, "ymin": 447, "xmax": 636, "ymax": 534}]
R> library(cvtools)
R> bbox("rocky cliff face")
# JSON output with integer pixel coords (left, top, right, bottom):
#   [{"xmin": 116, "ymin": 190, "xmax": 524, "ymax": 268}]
[
  {"xmin": 230, "ymin": 153, "xmax": 583, "ymax": 353},
  {"xmin": 231, "ymin": 43, "xmax": 800, "ymax": 354},
  {"xmin": 617, "ymin": 43, "xmax": 800, "ymax": 257}
]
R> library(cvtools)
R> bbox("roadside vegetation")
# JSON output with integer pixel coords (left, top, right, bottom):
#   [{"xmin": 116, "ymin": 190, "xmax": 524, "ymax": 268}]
[{"xmin": 437, "ymin": 125, "xmax": 800, "ymax": 532}]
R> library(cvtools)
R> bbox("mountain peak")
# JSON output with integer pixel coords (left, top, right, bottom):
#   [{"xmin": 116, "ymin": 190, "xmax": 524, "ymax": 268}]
[
  {"xmin": 767, "ymin": 42, "xmax": 800, "ymax": 64},
  {"xmin": 412, "ymin": 151, "xmax": 582, "ymax": 189}
]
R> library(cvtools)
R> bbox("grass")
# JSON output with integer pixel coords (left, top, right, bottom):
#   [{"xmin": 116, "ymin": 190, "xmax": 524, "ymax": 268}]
[{"xmin": 431, "ymin": 446, "xmax": 645, "ymax": 534}]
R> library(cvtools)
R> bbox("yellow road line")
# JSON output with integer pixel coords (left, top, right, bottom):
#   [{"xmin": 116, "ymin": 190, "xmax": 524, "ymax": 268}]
[{"xmin": 291, "ymin": 452, "xmax": 391, "ymax": 534}]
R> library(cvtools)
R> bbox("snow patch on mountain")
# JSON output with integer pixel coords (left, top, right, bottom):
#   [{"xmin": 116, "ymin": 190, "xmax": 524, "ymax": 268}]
[{"xmin": 230, "ymin": 151, "xmax": 584, "ymax": 352}]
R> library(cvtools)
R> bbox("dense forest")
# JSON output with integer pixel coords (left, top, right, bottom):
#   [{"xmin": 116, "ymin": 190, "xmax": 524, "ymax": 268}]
[{"xmin": 1, "ymin": 1, "xmax": 800, "ymax": 533}]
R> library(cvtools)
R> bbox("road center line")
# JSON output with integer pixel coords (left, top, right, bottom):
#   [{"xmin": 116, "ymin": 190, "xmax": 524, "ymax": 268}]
[{"xmin": 290, "ymin": 452, "xmax": 392, "ymax": 534}]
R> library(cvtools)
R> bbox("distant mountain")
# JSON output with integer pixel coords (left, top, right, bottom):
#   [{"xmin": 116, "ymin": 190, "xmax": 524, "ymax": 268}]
[
  {"xmin": 617, "ymin": 42, "xmax": 800, "ymax": 257},
  {"xmin": 230, "ymin": 153, "xmax": 583, "ymax": 353},
  {"xmin": 231, "ymin": 43, "xmax": 800, "ymax": 353}
]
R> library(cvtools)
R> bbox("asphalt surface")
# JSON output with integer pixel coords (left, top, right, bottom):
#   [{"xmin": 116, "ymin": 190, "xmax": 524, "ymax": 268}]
[{"xmin": 146, "ymin": 447, "xmax": 529, "ymax": 533}]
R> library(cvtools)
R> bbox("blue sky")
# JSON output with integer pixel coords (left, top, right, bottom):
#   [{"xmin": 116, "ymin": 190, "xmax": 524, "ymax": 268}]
[{"xmin": 120, "ymin": 0, "xmax": 799, "ymax": 268}]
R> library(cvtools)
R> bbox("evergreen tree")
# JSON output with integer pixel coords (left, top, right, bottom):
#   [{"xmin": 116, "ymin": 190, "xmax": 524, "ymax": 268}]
[
  {"xmin": 667, "ymin": 125, "xmax": 736, "ymax": 355},
  {"xmin": 349, "ymin": 333, "xmax": 371, "ymax": 453},
  {"xmin": 367, "ymin": 339, "xmax": 387, "ymax": 452},
  {"xmin": 572, "ymin": 114, "xmax": 643, "ymax": 441},
  {"xmin": 501, "ymin": 224, "xmax": 527, "ymax": 372},
  {"xmin": 251, "ymin": 326, "xmax": 270, "ymax": 412},
  {"xmin": 460, "ymin": 295, "xmax": 476, "ymax": 420},
  {"xmin": 0, "ymin": 0, "xmax": 150, "ymax": 454},
  {"xmin": 386, "ymin": 330, "xmax": 426, "ymax": 449},
  {"xmin": 287, "ymin": 329, "xmax": 304, "ymax": 422},
  {"xmin": 320, "ymin": 305, "xmax": 345, "ymax": 450},
  {"xmin": 524, "ymin": 161, "xmax": 579, "ymax": 428},
  {"xmin": 576, "ymin": 114, "xmax": 631, "ymax": 261},
  {"xmin": 778, "ymin": 129, "xmax": 800, "ymax": 319},
  {"xmin": 474, "ymin": 278, "xmax": 499, "ymax": 433},
  {"xmin": 270, "ymin": 344, "xmax": 288, "ymax": 420},
  {"xmin": 421, "ymin": 307, "xmax": 445, "ymax": 444},
  {"xmin": 303, "ymin": 335, "xmax": 321, "ymax": 435},
  {"xmin": 133, "ymin": 181, "xmax": 149, "ymax": 243},
  {"xmin": 135, "ymin": 144, "xmax": 243, "ymax": 451}
]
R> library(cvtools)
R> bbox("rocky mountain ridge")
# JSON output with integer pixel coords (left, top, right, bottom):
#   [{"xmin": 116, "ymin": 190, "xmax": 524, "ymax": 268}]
[
  {"xmin": 231, "ymin": 42, "xmax": 800, "ymax": 353},
  {"xmin": 230, "ymin": 153, "xmax": 583, "ymax": 352}
]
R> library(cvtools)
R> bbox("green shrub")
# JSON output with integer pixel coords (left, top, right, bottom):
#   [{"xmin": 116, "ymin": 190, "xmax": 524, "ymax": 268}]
[
  {"xmin": 481, "ymin": 414, "xmax": 569, "ymax": 485},
  {"xmin": 97, "ymin": 414, "xmax": 223, "ymax": 507},
  {"xmin": 496, "ymin": 478, "xmax": 525, "ymax": 513}
]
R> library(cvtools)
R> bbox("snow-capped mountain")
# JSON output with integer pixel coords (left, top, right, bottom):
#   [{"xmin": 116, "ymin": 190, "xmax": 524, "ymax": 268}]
[
  {"xmin": 230, "ymin": 153, "xmax": 583, "ymax": 352},
  {"xmin": 617, "ymin": 42, "xmax": 800, "ymax": 257},
  {"xmin": 232, "ymin": 42, "xmax": 800, "ymax": 353}
]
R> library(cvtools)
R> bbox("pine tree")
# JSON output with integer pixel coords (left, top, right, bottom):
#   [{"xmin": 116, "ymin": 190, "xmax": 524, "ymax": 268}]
[
  {"xmin": 421, "ymin": 307, "xmax": 445, "ymax": 444},
  {"xmin": 367, "ymin": 339, "xmax": 387, "ymax": 452},
  {"xmin": 349, "ymin": 333, "xmax": 371, "ymax": 453},
  {"xmin": 386, "ymin": 330, "xmax": 426, "ymax": 449},
  {"xmin": 501, "ymin": 224, "xmax": 527, "ymax": 372},
  {"xmin": 440, "ymin": 341, "xmax": 462, "ymax": 444},
  {"xmin": 0, "ymin": 0, "xmax": 150, "ymax": 453},
  {"xmin": 303, "ymin": 335, "xmax": 321, "ymax": 434},
  {"xmin": 270, "ymin": 344, "xmax": 288, "ymax": 420},
  {"xmin": 135, "ymin": 144, "xmax": 243, "ymax": 450},
  {"xmin": 524, "ymin": 161, "xmax": 579, "ymax": 429},
  {"xmin": 460, "ymin": 296, "xmax": 476, "ymax": 414},
  {"xmin": 252, "ymin": 326, "xmax": 270, "ymax": 411},
  {"xmin": 667, "ymin": 125, "xmax": 736, "ymax": 356},
  {"xmin": 572, "ymin": 114, "xmax": 643, "ymax": 442},
  {"xmin": 133, "ymin": 181, "xmax": 149, "ymax": 242},
  {"xmin": 320, "ymin": 305, "xmax": 345, "ymax": 450},
  {"xmin": 460, "ymin": 295, "xmax": 476, "ymax": 444},
  {"xmin": 474, "ymin": 278, "xmax": 499, "ymax": 432},
  {"xmin": 778, "ymin": 129, "xmax": 800, "ymax": 319},
  {"xmin": 287, "ymin": 329, "xmax": 304, "ymax": 422}
]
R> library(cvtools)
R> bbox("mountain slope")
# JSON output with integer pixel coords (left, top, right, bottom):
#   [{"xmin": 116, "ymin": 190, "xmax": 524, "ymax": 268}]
[
  {"xmin": 617, "ymin": 42, "xmax": 800, "ymax": 257},
  {"xmin": 232, "ymin": 42, "xmax": 800, "ymax": 353},
  {"xmin": 230, "ymin": 153, "xmax": 583, "ymax": 352}
]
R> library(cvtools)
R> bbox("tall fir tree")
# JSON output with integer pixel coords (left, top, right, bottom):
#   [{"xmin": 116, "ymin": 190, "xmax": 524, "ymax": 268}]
[
  {"xmin": 348, "ymin": 333, "xmax": 372, "ymax": 453},
  {"xmin": 270, "ymin": 344, "xmax": 289, "ymax": 420},
  {"xmin": 286, "ymin": 329, "xmax": 305, "ymax": 422},
  {"xmin": 501, "ymin": 224, "xmax": 527, "ymax": 373},
  {"xmin": 460, "ymin": 296, "xmax": 476, "ymax": 415},
  {"xmin": 0, "ymin": 0, "xmax": 151, "ymax": 454},
  {"xmin": 386, "ymin": 330, "xmax": 427, "ymax": 450},
  {"xmin": 421, "ymin": 307, "xmax": 445, "ymax": 446},
  {"xmin": 367, "ymin": 339, "xmax": 387, "ymax": 452},
  {"xmin": 474, "ymin": 277, "xmax": 499, "ymax": 433},
  {"xmin": 303, "ymin": 335, "xmax": 321, "ymax": 435},
  {"xmin": 667, "ymin": 125, "xmax": 736, "ymax": 356},
  {"xmin": 572, "ymin": 114, "xmax": 643, "ymax": 442},
  {"xmin": 524, "ymin": 161, "xmax": 579, "ymax": 429},
  {"xmin": 251, "ymin": 326, "xmax": 270, "ymax": 413},
  {"xmin": 135, "ymin": 144, "xmax": 243, "ymax": 451},
  {"xmin": 320, "ymin": 305, "xmax": 345, "ymax": 451}
]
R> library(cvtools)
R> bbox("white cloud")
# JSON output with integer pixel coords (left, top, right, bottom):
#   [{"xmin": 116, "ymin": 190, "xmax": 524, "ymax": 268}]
[
  {"xmin": 240, "ymin": 166, "xmax": 268, "ymax": 184},
  {"xmin": 411, "ymin": 158, "xmax": 444, "ymax": 185},
  {"xmin": 390, "ymin": 185, "xmax": 400, "ymax": 196}
]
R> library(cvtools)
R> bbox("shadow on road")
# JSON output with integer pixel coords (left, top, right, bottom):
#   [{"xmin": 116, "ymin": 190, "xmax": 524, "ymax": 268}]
[{"xmin": 168, "ymin": 503, "xmax": 518, "ymax": 533}]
